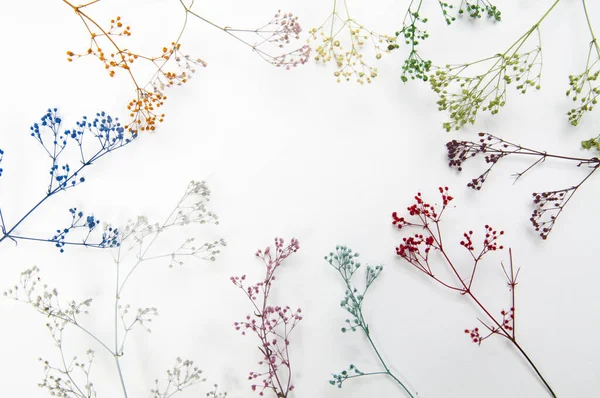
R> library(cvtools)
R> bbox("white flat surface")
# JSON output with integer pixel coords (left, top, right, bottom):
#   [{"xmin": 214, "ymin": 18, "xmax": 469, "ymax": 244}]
[{"xmin": 0, "ymin": 0, "xmax": 599, "ymax": 397}]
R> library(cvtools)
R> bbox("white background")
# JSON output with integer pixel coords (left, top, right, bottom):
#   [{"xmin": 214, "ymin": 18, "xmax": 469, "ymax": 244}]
[{"xmin": 0, "ymin": 0, "xmax": 599, "ymax": 397}]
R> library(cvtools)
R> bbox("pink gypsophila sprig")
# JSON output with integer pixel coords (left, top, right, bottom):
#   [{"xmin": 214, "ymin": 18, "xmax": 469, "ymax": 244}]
[
  {"xmin": 391, "ymin": 187, "xmax": 556, "ymax": 397},
  {"xmin": 231, "ymin": 237, "xmax": 302, "ymax": 397}
]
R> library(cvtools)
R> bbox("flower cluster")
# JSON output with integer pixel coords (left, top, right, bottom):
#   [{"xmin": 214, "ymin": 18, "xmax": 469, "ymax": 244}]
[
  {"xmin": 567, "ymin": 40, "xmax": 600, "ymax": 126},
  {"xmin": 388, "ymin": 0, "xmax": 500, "ymax": 83},
  {"xmin": 428, "ymin": 0, "xmax": 566, "ymax": 131},
  {"xmin": 531, "ymin": 188, "xmax": 579, "ymax": 240},
  {"xmin": 232, "ymin": 238, "xmax": 301, "ymax": 397},
  {"xmin": 50, "ymin": 208, "xmax": 119, "ymax": 253},
  {"xmin": 458, "ymin": 1, "xmax": 502, "ymax": 20},
  {"xmin": 63, "ymin": 2, "xmax": 205, "ymax": 133},
  {"xmin": 308, "ymin": 0, "xmax": 396, "ymax": 84},
  {"xmin": 151, "ymin": 357, "xmax": 214, "ymax": 398},
  {"xmin": 180, "ymin": 4, "xmax": 310, "ymax": 71},
  {"xmin": 430, "ymin": 32, "xmax": 542, "ymax": 131},
  {"xmin": 5, "ymin": 180, "xmax": 226, "ymax": 398},
  {"xmin": 446, "ymin": 132, "xmax": 600, "ymax": 239},
  {"xmin": 325, "ymin": 246, "xmax": 416, "ymax": 397},
  {"xmin": 392, "ymin": 188, "xmax": 555, "ymax": 396},
  {"xmin": 0, "ymin": 109, "xmax": 133, "ymax": 252},
  {"xmin": 38, "ymin": 349, "xmax": 96, "ymax": 398},
  {"xmin": 394, "ymin": 1, "xmax": 432, "ymax": 82},
  {"xmin": 250, "ymin": 10, "xmax": 311, "ymax": 69}
]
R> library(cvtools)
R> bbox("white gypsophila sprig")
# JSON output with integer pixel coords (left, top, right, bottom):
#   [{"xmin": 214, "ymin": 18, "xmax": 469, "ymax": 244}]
[
  {"xmin": 169, "ymin": 237, "xmax": 227, "ymax": 266},
  {"xmin": 4, "ymin": 267, "xmax": 93, "ymax": 344},
  {"xmin": 170, "ymin": 180, "xmax": 219, "ymax": 227},
  {"xmin": 117, "ymin": 304, "xmax": 159, "ymax": 355},
  {"xmin": 150, "ymin": 357, "xmax": 209, "ymax": 398},
  {"xmin": 4, "ymin": 268, "xmax": 99, "ymax": 397},
  {"xmin": 38, "ymin": 349, "xmax": 97, "ymax": 398},
  {"xmin": 115, "ymin": 180, "xmax": 226, "ymax": 272},
  {"xmin": 7, "ymin": 181, "xmax": 227, "ymax": 398},
  {"xmin": 205, "ymin": 384, "xmax": 228, "ymax": 398}
]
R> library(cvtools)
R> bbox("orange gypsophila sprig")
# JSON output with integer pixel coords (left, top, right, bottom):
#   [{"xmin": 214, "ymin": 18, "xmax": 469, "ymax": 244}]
[{"xmin": 63, "ymin": 1, "xmax": 206, "ymax": 133}]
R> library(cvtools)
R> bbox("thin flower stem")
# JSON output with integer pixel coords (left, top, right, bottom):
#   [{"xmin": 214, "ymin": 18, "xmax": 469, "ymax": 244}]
[
  {"xmin": 0, "ymin": 143, "xmax": 129, "ymax": 248},
  {"xmin": 509, "ymin": 249, "xmax": 516, "ymax": 339},
  {"xmin": 114, "ymin": 355, "xmax": 128, "ymax": 398},
  {"xmin": 582, "ymin": 0, "xmax": 600, "ymax": 58},
  {"xmin": 113, "ymin": 243, "xmax": 128, "ymax": 398},
  {"xmin": 177, "ymin": 0, "xmax": 259, "ymax": 51},
  {"xmin": 62, "ymin": 0, "xmax": 141, "ymax": 89},
  {"xmin": 46, "ymin": 312, "xmax": 114, "ymax": 355},
  {"xmin": 430, "ymin": 225, "xmax": 556, "ymax": 397},
  {"xmin": 397, "ymin": 192, "xmax": 556, "ymax": 396},
  {"xmin": 6, "ymin": 235, "xmax": 105, "ymax": 248},
  {"xmin": 363, "ymin": 332, "xmax": 415, "ymax": 398},
  {"xmin": 58, "ymin": 338, "xmax": 87, "ymax": 398}
]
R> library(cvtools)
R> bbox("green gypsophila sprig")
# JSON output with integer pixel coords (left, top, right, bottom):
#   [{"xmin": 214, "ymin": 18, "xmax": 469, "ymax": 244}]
[
  {"xmin": 325, "ymin": 246, "xmax": 416, "ymax": 398},
  {"xmin": 458, "ymin": 1, "xmax": 501, "ymax": 21},
  {"xmin": 392, "ymin": 0, "xmax": 501, "ymax": 83},
  {"xmin": 567, "ymin": 0, "xmax": 600, "ymax": 127},
  {"xmin": 430, "ymin": 0, "xmax": 561, "ymax": 131},
  {"xmin": 395, "ymin": 0, "xmax": 433, "ymax": 82}
]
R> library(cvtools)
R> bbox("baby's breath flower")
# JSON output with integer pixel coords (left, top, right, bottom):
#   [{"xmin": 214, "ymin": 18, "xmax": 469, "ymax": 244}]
[
  {"xmin": 458, "ymin": 0, "xmax": 502, "ymax": 21},
  {"xmin": 566, "ymin": 31, "xmax": 600, "ymax": 126},
  {"xmin": 308, "ymin": 1, "xmax": 396, "ymax": 84},
  {"xmin": 430, "ymin": 28, "xmax": 542, "ymax": 131}
]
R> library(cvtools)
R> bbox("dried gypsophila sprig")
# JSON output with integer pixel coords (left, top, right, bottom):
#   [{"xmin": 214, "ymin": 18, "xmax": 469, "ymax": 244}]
[
  {"xmin": 429, "ymin": 0, "xmax": 565, "ymax": 131},
  {"xmin": 38, "ymin": 348, "xmax": 97, "ymax": 398},
  {"xmin": 179, "ymin": 3, "xmax": 311, "ymax": 70},
  {"xmin": 151, "ymin": 357, "xmax": 224, "ymax": 398},
  {"xmin": 0, "ymin": 109, "xmax": 134, "ymax": 253},
  {"xmin": 430, "ymin": 28, "xmax": 543, "ymax": 132},
  {"xmin": 63, "ymin": 2, "xmax": 205, "ymax": 133},
  {"xmin": 392, "ymin": 187, "xmax": 556, "ymax": 397},
  {"xmin": 325, "ymin": 246, "xmax": 417, "ymax": 397},
  {"xmin": 5, "ymin": 180, "xmax": 226, "ymax": 398},
  {"xmin": 308, "ymin": 0, "xmax": 397, "ymax": 84},
  {"xmin": 567, "ymin": 0, "xmax": 600, "ymax": 127},
  {"xmin": 447, "ymin": 132, "xmax": 600, "ymax": 239},
  {"xmin": 231, "ymin": 237, "xmax": 302, "ymax": 397},
  {"xmin": 458, "ymin": 0, "xmax": 501, "ymax": 20},
  {"xmin": 237, "ymin": 10, "xmax": 311, "ymax": 69},
  {"xmin": 390, "ymin": 0, "xmax": 501, "ymax": 83}
]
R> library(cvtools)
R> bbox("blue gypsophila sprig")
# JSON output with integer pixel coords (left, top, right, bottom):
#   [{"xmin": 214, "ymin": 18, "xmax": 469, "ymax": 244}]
[
  {"xmin": 0, "ymin": 108, "xmax": 135, "ymax": 252},
  {"xmin": 325, "ymin": 245, "xmax": 417, "ymax": 398},
  {"xmin": 6, "ymin": 207, "xmax": 120, "ymax": 253}
]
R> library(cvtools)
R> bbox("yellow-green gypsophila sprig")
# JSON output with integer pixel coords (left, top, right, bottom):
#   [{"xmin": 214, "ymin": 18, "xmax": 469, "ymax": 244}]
[
  {"xmin": 430, "ymin": 0, "xmax": 561, "ymax": 131},
  {"xmin": 308, "ymin": 0, "xmax": 397, "ymax": 84},
  {"xmin": 581, "ymin": 136, "xmax": 600, "ymax": 152},
  {"xmin": 431, "ymin": 31, "xmax": 542, "ymax": 132},
  {"xmin": 567, "ymin": 0, "xmax": 600, "ymax": 126}
]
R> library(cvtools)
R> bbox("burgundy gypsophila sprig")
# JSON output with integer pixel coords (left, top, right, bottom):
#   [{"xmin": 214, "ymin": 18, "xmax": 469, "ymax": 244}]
[{"xmin": 447, "ymin": 132, "xmax": 600, "ymax": 239}]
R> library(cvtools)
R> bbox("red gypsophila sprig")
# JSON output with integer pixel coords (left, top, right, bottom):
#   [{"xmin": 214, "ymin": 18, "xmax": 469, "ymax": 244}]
[
  {"xmin": 392, "ymin": 187, "xmax": 556, "ymax": 398},
  {"xmin": 231, "ymin": 237, "xmax": 302, "ymax": 397}
]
